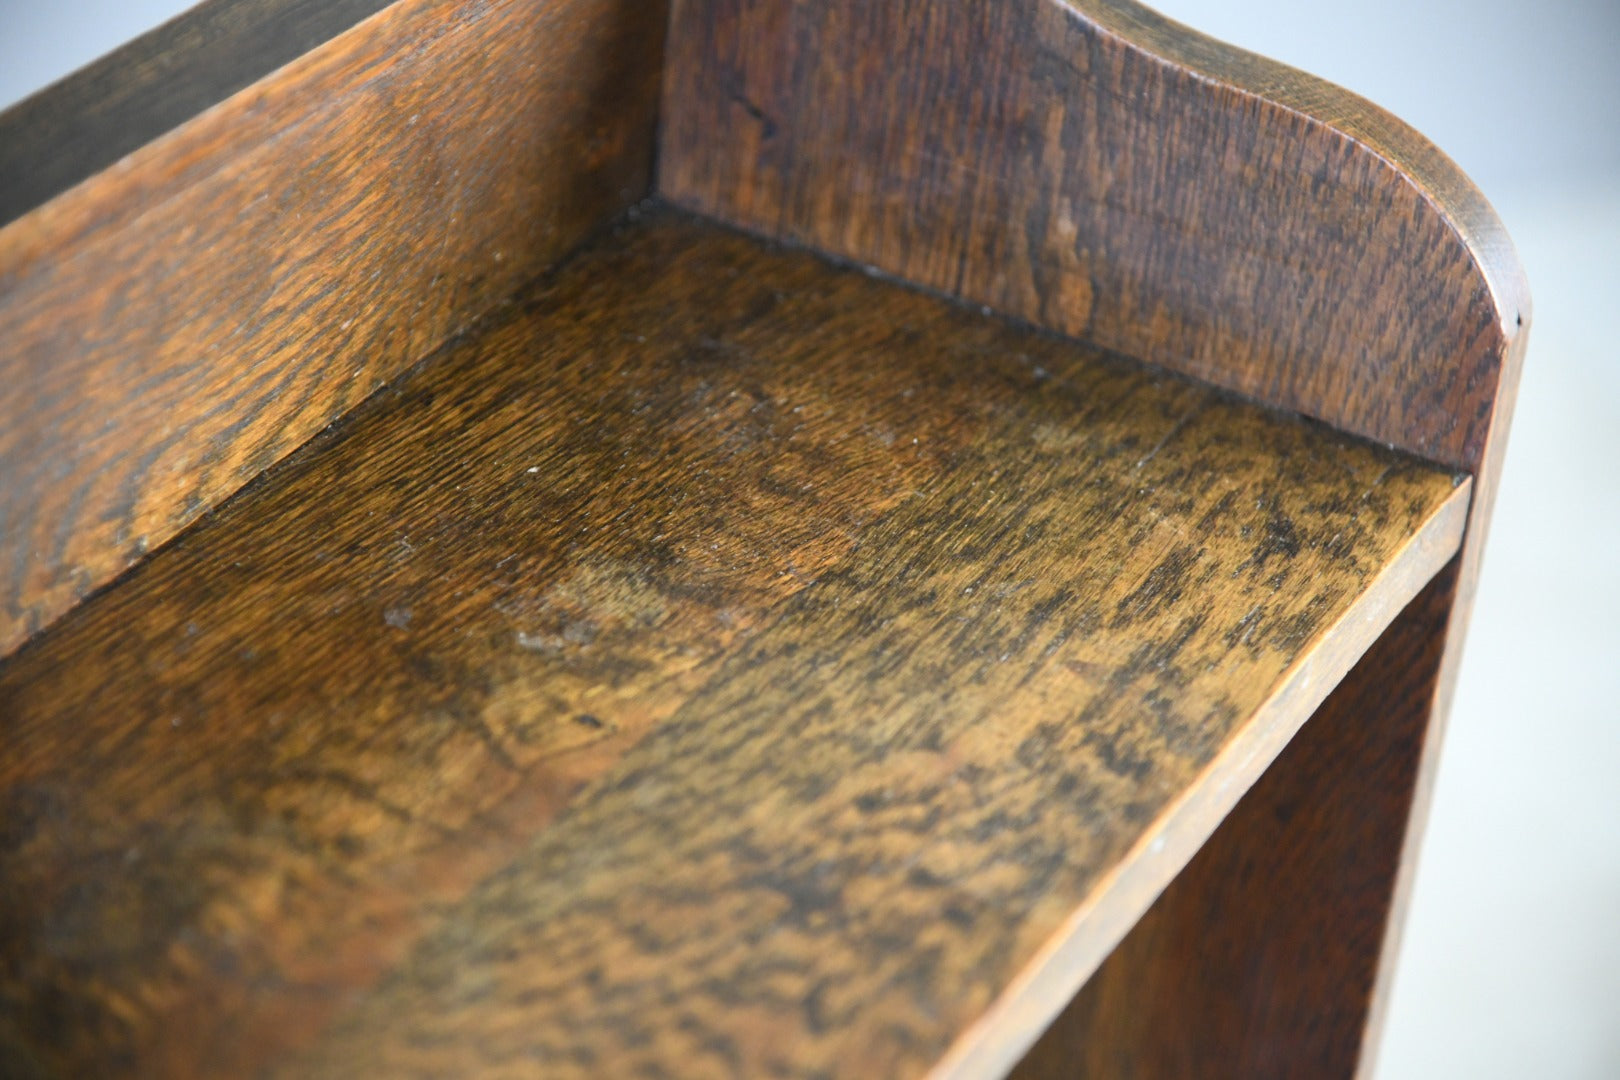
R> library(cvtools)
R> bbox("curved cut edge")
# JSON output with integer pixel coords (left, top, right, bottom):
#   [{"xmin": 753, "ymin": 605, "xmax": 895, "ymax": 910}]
[
  {"xmin": 658, "ymin": 0, "xmax": 1530, "ymax": 472},
  {"xmin": 1077, "ymin": 0, "xmax": 1531, "ymax": 345}
]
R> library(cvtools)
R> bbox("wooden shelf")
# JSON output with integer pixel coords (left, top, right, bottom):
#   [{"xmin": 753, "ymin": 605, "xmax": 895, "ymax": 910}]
[{"xmin": 0, "ymin": 209, "xmax": 1469, "ymax": 1077}]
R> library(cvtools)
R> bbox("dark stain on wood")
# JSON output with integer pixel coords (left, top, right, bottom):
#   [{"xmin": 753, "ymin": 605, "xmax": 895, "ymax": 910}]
[
  {"xmin": 0, "ymin": 211, "xmax": 1468, "ymax": 1077},
  {"xmin": 0, "ymin": 0, "xmax": 667, "ymax": 656},
  {"xmin": 1012, "ymin": 560, "xmax": 1459, "ymax": 1080}
]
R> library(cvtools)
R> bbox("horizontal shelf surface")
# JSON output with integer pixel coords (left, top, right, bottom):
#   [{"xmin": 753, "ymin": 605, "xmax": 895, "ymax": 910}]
[{"xmin": 0, "ymin": 208, "xmax": 1469, "ymax": 1077}]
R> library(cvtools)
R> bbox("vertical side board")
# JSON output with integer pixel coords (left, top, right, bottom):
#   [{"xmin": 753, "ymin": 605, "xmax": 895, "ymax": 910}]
[
  {"xmin": 1011, "ymin": 561, "xmax": 1459, "ymax": 1078},
  {"xmin": 0, "ymin": 0, "xmax": 668, "ymax": 656},
  {"xmin": 658, "ymin": 0, "xmax": 1528, "ymax": 1075}
]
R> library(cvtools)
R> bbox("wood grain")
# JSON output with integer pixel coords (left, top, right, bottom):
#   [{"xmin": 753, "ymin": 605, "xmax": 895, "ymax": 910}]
[
  {"xmin": 1010, "ymin": 559, "xmax": 1458, "ymax": 1080},
  {"xmin": 0, "ymin": 0, "xmax": 396, "ymax": 226},
  {"xmin": 658, "ymin": 0, "xmax": 1528, "ymax": 473},
  {"xmin": 0, "ymin": 0, "xmax": 666, "ymax": 656},
  {"xmin": 0, "ymin": 212, "xmax": 1467, "ymax": 1078},
  {"xmin": 659, "ymin": 4, "xmax": 1529, "ymax": 1070}
]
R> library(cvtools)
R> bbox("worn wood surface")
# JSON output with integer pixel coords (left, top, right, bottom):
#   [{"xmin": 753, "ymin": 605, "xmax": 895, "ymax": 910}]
[
  {"xmin": 0, "ymin": 0, "xmax": 395, "ymax": 226},
  {"xmin": 0, "ymin": 0, "xmax": 665, "ymax": 656},
  {"xmin": 0, "ymin": 212, "xmax": 1467, "ymax": 1077},
  {"xmin": 660, "ymin": 3, "xmax": 1529, "ymax": 1071},
  {"xmin": 1011, "ymin": 559, "xmax": 1458, "ymax": 1080},
  {"xmin": 659, "ymin": 0, "xmax": 1528, "ymax": 474}
]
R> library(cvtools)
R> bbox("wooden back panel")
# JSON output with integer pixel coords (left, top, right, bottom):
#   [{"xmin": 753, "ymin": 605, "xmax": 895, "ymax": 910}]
[
  {"xmin": 659, "ymin": 0, "xmax": 1528, "ymax": 474},
  {"xmin": 0, "ymin": 0, "xmax": 666, "ymax": 655}
]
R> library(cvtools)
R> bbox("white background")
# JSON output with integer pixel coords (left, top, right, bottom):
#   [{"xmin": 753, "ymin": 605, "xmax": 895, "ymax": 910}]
[{"xmin": 3, "ymin": 1, "xmax": 1617, "ymax": 1076}]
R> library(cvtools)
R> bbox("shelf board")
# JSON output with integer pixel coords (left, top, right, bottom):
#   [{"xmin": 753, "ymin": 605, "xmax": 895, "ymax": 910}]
[{"xmin": 0, "ymin": 208, "xmax": 1469, "ymax": 1078}]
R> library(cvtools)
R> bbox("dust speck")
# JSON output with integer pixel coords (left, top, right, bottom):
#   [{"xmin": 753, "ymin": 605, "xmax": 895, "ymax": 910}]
[{"xmin": 516, "ymin": 631, "xmax": 556, "ymax": 653}]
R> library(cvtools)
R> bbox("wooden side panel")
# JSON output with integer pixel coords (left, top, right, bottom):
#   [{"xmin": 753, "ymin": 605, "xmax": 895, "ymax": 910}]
[
  {"xmin": 0, "ymin": 0, "xmax": 396, "ymax": 226},
  {"xmin": 658, "ymin": 0, "xmax": 1527, "ymax": 474},
  {"xmin": 0, "ymin": 0, "xmax": 667, "ymax": 655},
  {"xmin": 1010, "ymin": 561, "xmax": 1457, "ymax": 1079},
  {"xmin": 1357, "ymin": 325, "xmax": 1528, "ymax": 1077}
]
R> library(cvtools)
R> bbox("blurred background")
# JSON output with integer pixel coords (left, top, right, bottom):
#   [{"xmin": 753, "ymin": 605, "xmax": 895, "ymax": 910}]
[{"xmin": 2, "ymin": 1, "xmax": 1616, "ymax": 1076}]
